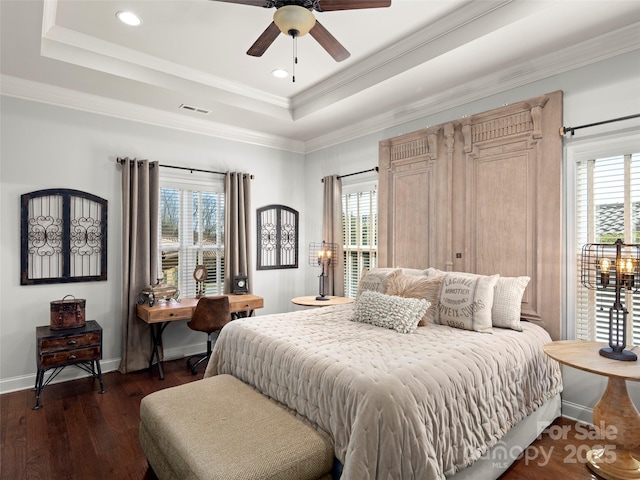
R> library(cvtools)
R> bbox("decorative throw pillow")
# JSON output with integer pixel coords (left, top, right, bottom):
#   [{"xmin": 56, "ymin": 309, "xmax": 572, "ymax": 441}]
[
  {"xmin": 492, "ymin": 276, "xmax": 530, "ymax": 331},
  {"xmin": 386, "ymin": 273, "xmax": 444, "ymax": 325},
  {"xmin": 434, "ymin": 273, "xmax": 499, "ymax": 333},
  {"xmin": 356, "ymin": 268, "xmax": 401, "ymax": 298},
  {"xmin": 426, "ymin": 268, "xmax": 529, "ymax": 331},
  {"xmin": 351, "ymin": 290, "xmax": 429, "ymax": 334}
]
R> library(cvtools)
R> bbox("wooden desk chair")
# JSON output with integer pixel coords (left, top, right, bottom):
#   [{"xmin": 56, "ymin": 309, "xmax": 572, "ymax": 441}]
[{"xmin": 186, "ymin": 296, "xmax": 231, "ymax": 375}]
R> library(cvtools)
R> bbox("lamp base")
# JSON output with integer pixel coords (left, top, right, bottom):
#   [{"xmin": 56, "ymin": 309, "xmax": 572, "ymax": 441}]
[
  {"xmin": 315, "ymin": 295, "xmax": 330, "ymax": 301},
  {"xmin": 599, "ymin": 347, "xmax": 638, "ymax": 362}
]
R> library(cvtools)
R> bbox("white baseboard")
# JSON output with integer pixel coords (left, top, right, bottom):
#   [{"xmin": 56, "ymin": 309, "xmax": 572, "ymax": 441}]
[
  {"xmin": 0, "ymin": 342, "xmax": 207, "ymax": 395},
  {"xmin": 561, "ymin": 399, "xmax": 594, "ymax": 426}
]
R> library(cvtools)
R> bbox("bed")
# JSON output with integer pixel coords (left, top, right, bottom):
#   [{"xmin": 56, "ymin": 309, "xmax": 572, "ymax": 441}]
[
  {"xmin": 204, "ymin": 273, "xmax": 562, "ymax": 479},
  {"xmin": 204, "ymin": 92, "xmax": 565, "ymax": 479}
]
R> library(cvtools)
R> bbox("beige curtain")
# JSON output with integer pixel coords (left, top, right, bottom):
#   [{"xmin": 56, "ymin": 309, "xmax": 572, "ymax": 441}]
[
  {"xmin": 322, "ymin": 175, "xmax": 344, "ymax": 296},
  {"xmin": 224, "ymin": 172, "xmax": 252, "ymax": 293},
  {"xmin": 118, "ymin": 158, "xmax": 159, "ymax": 374}
]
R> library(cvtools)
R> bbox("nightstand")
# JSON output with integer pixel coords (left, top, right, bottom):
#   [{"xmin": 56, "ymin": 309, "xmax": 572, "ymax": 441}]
[
  {"xmin": 34, "ymin": 320, "xmax": 106, "ymax": 410},
  {"xmin": 291, "ymin": 296, "xmax": 354, "ymax": 307},
  {"xmin": 544, "ymin": 340, "xmax": 640, "ymax": 480}
]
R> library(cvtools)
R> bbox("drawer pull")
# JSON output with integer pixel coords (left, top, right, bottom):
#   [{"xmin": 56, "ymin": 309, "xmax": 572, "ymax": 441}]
[
  {"xmin": 169, "ymin": 313, "xmax": 174, "ymax": 317},
  {"xmin": 67, "ymin": 340, "xmax": 78, "ymax": 345},
  {"xmin": 68, "ymin": 354, "xmax": 77, "ymax": 360}
]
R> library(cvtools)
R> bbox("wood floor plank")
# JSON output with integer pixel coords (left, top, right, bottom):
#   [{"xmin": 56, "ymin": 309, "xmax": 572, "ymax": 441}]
[{"xmin": 1, "ymin": 358, "xmax": 626, "ymax": 479}]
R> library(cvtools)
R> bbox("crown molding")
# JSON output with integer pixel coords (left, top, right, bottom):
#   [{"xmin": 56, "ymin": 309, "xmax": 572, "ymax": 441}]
[
  {"xmin": 2, "ymin": 22, "xmax": 637, "ymax": 155},
  {"xmin": 0, "ymin": 74, "xmax": 305, "ymax": 153},
  {"xmin": 305, "ymin": 24, "xmax": 640, "ymax": 152}
]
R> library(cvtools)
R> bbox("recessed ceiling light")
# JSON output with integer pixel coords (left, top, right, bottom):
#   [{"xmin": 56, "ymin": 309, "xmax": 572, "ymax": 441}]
[
  {"xmin": 272, "ymin": 69, "xmax": 288, "ymax": 79},
  {"xmin": 116, "ymin": 11, "xmax": 142, "ymax": 26}
]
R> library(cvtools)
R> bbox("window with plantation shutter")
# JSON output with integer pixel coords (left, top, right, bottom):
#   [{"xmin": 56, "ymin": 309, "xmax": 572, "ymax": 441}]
[
  {"xmin": 159, "ymin": 173, "xmax": 225, "ymax": 299},
  {"xmin": 575, "ymin": 153, "xmax": 640, "ymax": 345},
  {"xmin": 342, "ymin": 182, "xmax": 377, "ymax": 298}
]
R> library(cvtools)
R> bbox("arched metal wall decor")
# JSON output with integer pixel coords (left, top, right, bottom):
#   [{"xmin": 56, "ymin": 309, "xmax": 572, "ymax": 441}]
[
  {"xmin": 21, "ymin": 189, "xmax": 108, "ymax": 285},
  {"xmin": 257, "ymin": 204, "xmax": 298, "ymax": 270}
]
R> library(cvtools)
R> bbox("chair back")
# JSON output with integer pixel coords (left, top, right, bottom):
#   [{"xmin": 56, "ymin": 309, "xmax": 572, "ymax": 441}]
[{"xmin": 187, "ymin": 296, "xmax": 231, "ymax": 333}]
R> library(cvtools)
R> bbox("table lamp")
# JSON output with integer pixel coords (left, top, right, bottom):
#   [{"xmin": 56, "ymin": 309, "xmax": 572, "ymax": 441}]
[
  {"xmin": 309, "ymin": 241, "xmax": 338, "ymax": 301},
  {"xmin": 581, "ymin": 238, "xmax": 640, "ymax": 361}
]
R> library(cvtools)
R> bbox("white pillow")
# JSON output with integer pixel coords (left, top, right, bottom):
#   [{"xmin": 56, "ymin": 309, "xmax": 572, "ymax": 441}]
[
  {"xmin": 351, "ymin": 290, "xmax": 429, "ymax": 334},
  {"xmin": 426, "ymin": 268, "xmax": 529, "ymax": 331},
  {"xmin": 492, "ymin": 276, "xmax": 530, "ymax": 331},
  {"xmin": 434, "ymin": 273, "xmax": 499, "ymax": 333}
]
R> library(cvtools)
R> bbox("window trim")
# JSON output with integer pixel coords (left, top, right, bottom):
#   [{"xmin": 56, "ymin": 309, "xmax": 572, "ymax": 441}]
[
  {"xmin": 159, "ymin": 170, "xmax": 225, "ymax": 298},
  {"xmin": 565, "ymin": 131, "xmax": 640, "ymax": 340}
]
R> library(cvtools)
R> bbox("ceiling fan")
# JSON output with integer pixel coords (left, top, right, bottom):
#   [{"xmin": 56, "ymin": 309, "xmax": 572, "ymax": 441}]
[{"xmin": 212, "ymin": 1, "xmax": 392, "ymax": 62}]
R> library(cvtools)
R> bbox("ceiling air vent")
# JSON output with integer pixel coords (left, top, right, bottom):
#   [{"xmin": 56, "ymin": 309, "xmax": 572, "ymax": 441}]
[{"xmin": 179, "ymin": 104, "xmax": 211, "ymax": 115}]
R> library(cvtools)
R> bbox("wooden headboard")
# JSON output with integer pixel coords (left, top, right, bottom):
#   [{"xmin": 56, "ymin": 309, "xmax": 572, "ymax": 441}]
[{"xmin": 378, "ymin": 91, "xmax": 563, "ymax": 340}]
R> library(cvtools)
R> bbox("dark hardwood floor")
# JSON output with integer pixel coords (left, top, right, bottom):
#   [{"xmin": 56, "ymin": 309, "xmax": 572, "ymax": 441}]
[{"xmin": 0, "ymin": 359, "xmax": 619, "ymax": 480}]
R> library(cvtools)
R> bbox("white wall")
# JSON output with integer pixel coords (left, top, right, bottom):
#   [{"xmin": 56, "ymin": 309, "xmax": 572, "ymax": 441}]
[
  {"xmin": 0, "ymin": 97, "xmax": 306, "ymax": 392},
  {"xmin": 304, "ymin": 50, "xmax": 640, "ymax": 418}
]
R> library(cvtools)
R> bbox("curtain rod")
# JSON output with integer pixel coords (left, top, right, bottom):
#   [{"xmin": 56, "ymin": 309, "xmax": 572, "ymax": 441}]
[
  {"xmin": 560, "ymin": 113, "xmax": 640, "ymax": 137},
  {"xmin": 322, "ymin": 166, "xmax": 379, "ymax": 182},
  {"xmin": 116, "ymin": 158, "xmax": 254, "ymax": 179}
]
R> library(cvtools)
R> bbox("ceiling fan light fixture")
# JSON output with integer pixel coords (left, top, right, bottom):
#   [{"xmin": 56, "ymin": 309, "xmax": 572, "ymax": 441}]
[
  {"xmin": 273, "ymin": 5, "xmax": 316, "ymax": 37},
  {"xmin": 272, "ymin": 69, "xmax": 289, "ymax": 79}
]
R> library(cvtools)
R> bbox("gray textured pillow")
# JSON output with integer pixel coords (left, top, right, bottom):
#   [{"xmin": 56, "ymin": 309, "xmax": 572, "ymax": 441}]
[
  {"xmin": 434, "ymin": 273, "xmax": 499, "ymax": 333},
  {"xmin": 351, "ymin": 290, "xmax": 429, "ymax": 334}
]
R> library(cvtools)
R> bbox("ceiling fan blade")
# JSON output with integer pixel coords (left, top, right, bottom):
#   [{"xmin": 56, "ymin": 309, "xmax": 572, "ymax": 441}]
[
  {"xmin": 316, "ymin": 0, "xmax": 391, "ymax": 11},
  {"xmin": 247, "ymin": 22, "xmax": 282, "ymax": 57},
  {"xmin": 309, "ymin": 20, "xmax": 350, "ymax": 62},
  {"xmin": 209, "ymin": 0, "xmax": 269, "ymax": 6}
]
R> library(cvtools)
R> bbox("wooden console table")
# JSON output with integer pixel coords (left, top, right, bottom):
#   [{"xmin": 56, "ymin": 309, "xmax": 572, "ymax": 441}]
[
  {"xmin": 544, "ymin": 340, "xmax": 640, "ymax": 480},
  {"xmin": 137, "ymin": 294, "xmax": 264, "ymax": 379}
]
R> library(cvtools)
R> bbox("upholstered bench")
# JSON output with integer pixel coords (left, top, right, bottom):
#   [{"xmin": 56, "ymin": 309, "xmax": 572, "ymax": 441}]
[{"xmin": 139, "ymin": 374, "xmax": 334, "ymax": 480}]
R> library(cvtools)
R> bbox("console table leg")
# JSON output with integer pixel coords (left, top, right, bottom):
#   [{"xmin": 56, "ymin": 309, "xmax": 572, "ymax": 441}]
[{"xmin": 587, "ymin": 377, "xmax": 640, "ymax": 480}]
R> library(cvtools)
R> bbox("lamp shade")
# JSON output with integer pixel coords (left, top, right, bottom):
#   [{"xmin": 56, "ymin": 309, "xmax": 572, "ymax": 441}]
[{"xmin": 273, "ymin": 5, "xmax": 316, "ymax": 37}]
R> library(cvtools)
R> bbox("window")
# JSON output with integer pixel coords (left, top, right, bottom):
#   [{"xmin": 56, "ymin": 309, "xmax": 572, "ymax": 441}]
[
  {"xmin": 342, "ymin": 182, "xmax": 378, "ymax": 298},
  {"xmin": 159, "ymin": 173, "xmax": 225, "ymax": 298},
  {"xmin": 575, "ymin": 153, "xmax": 640, "ymax": 345}
]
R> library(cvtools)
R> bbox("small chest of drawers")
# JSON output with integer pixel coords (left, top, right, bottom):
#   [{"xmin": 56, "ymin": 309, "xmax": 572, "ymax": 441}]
[{"xmin": 34, "ymin": 320, "xmax": 106, "ymax": 410}]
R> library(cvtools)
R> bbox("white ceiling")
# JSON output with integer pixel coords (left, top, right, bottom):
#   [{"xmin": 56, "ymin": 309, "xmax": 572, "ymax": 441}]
[{"xmin": 1, "ymin": 0, "xmax": 639, "ymax": 152}]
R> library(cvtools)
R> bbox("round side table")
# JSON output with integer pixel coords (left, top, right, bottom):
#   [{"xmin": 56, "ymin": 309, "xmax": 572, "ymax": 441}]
[
  {"xmin": 291, "ymin": 296, "xmax": 354, "ymax": 307},
  {"xmin": 544, "ymin": 340, "xmax": 640, "ymax": 480}
]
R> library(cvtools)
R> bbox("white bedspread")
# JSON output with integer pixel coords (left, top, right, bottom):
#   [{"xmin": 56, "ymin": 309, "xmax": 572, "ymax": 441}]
[{"xmin": 204, "ymin": 304, "xmax": 562, "ymax": 480}]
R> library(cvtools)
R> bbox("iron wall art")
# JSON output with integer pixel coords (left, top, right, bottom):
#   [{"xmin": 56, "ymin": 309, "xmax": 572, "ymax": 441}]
[
  {"xmin": 21, "ymin": 189, "xmax": 108, "ymax": 285},
  {"xmin": 257, "ymin": 204, "xmax": 298, "ymax": 270}
]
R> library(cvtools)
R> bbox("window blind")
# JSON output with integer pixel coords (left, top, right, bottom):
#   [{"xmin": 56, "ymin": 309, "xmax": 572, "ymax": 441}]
[
  {"xmin": 342, "ymin": 186, "xmax": 378, "ymax": 298},
  {"xmin": 160, "ymin": 185, "xmax": 225, "ymax": 298},
  {"xmin": 575, "ymin": 153, "xmax": 640, "ymax": 345}
]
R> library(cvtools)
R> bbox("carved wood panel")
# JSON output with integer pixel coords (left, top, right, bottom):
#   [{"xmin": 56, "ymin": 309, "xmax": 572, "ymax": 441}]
[{"xmin": 379, "ymin": 92, "xmax": 563, "ymax": 339}]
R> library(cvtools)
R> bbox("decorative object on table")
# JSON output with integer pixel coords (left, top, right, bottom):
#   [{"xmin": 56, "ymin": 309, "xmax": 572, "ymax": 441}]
[
  {"xmin": 193, "ymin": 265, "xmax": 208, "ymax": 298},
  {"xmin": 21, "ymin": 189, "xmax": 107, "ymax": 285},
  {"xmin": 233, "ymin": 274, "xmax": 249, "ymax": 294},
  {"xmin": 257, "ymin": 204, "xmax": 298, "ymax": 270},
  {"xmin": 137, "ymin": 279, "xmax": 180, "ymax": 307},
  {"xmin": 581, "ymin": 238, "xmax": 640, "ymax": 361},
  {"xmin": 50, "ymin": 295, "xmax": 86, "ymax": 330},
  {"xmin": 309, "ymin": 241, "xmax": 338, "ymax": 301}
]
